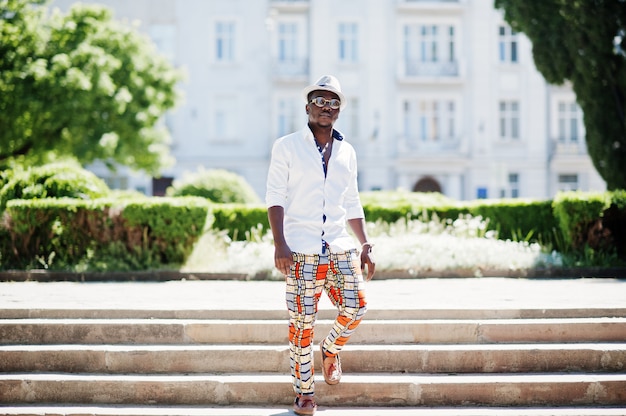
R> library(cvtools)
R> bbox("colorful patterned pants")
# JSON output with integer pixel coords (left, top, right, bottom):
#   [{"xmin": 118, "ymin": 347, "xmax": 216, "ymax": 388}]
[{"xmin": 286, "ymin": 248, "xmax": 368, "ymax": 396}]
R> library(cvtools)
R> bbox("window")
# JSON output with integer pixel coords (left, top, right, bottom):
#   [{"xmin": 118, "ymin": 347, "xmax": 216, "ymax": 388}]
[
  {"xmin": 403, "ymin": 99, "xmax": 456, "ymax": 145},
  {"xmin": 403, "ymin": 23, "xmax": 457, "ymax": 76},
  {"xmin": 420, "ymin": 25, "xmax": 438, "ymax": 62},
  {"xmin": 273, "ymin": 19, "xmax": 307, "ymax": 76},
  {"xmin": 215, "ymin": 21, "xmax": 235, "ymax": 62},
  {"xmin": 500, "ymin": 173, "xmax": 520, "ymax": 198},
  {"xmin": 278, "ymin": 22, "xmax": 298, "ymax": 63},
  {"xmin": 558, "ymin": 174, "xmax": 579, "ymax": 192},
  {"xmin": 499, "ymin": 100, "xmax": 520, "ymax": 140},
  {"xmin": 338, "ymin": 22, "xmax": 358, "ymax": 63},
  {"xmin": 558, "ymin": 101, "xmax": 583, "ymax": 144},
  {"xmin": 498, "ymin": 25, "xmax": 518, "ymax": 63},
  {"xmin": 150, "ymin": 24, "xmax": 176, "ymax": 63},
  {"xmin": 213, "ymin": 96, "xmax": 239, "ymax": 141},
  {"xmin": 152, "ymin": 177, "xmax": 173, "ymax": 197},
  {"xmin": 276, "ymin": 98, "xmax": 298, "ymax": 138},
  {"xmin": 336, "ymin": 98, "xmax": 360, "ymax": 140},
  {"xmin": 448, "ymin": 26, "xmax": 455, "ymax": 62}
]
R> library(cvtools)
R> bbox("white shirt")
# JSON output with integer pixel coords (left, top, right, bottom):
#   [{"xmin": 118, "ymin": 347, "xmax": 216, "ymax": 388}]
[{"xmin": 266, "ymin": 124, "xmax": 365, "ymax": 254}]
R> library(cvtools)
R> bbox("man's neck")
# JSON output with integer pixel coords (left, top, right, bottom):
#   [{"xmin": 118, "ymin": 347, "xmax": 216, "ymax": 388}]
[{"xmin": 309, "ymin": 122, "xmax": 333, "ymax": 144}]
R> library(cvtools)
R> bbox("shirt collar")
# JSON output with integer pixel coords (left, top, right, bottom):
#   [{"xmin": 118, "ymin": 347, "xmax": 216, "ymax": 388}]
[{"xmin": 304, "ymin": 124, "xmax": 344, "ymax": 142}]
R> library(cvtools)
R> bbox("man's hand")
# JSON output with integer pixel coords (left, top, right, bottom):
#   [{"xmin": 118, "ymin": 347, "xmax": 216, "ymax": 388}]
[
  {"xmin": 274, "ymin": 243, "xmax": 293, "ymax": 276},
  {"xmin": 360, "ymin": 245, "xmax": 376, "ymax": 281}
]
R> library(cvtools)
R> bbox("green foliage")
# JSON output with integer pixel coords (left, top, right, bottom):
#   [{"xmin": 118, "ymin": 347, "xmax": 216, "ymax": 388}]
[
  {"xmin": 552, "ymin": 191, "xmax": 608, "ymax": 250},
  {"xmin": 494, "ymin": 0, "xmax": 626, "ymax": 190},
  {"xmin": 362, "ymin": 191, "xmax": 554, "ymax": 245},
  {"xmin": 360, "ymin": 190, "xmax": 456, "ymax": 207},
  {"xmin": 2, "ymin": 188, "xmax": 624, "ymax": 271},
  {"xmin": 120, "ymin": 197, "xmax": 211, "ymax": 264},
  {"xmin": 0, "ymin": 0, "xmax": 182, "ymax": 174},
  {"xmin": 467, "ymin": 199, "xmax": 557, "ymax": 243},
  {"xmin": 551, "ymin": 190, "xmax": 626, "ymax": 266},
  {"xmin": 0, "ymin": 160, "xmax": 110, "ymax": 212},
  {"xmin": 166, "ymin": 168, "xmax": 261, "ymax": 204},
  {"xmin": 211, "ymin": 203, "xmax": 268, "ymax": 241},
  {"xmin": 0, "ymin": 196, "xmax": 212, "ymax": 271}
]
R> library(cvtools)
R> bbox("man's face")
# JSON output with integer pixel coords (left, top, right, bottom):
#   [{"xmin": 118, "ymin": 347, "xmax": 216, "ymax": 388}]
[{"xmin": 306, "ymin": 90, "xmax": 341, "ymax": 128}]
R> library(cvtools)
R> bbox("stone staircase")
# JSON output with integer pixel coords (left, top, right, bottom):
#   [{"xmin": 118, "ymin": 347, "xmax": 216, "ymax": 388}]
[{"xmin": 1, "ymin": 305, "xmax": 626, "ymax": 415}]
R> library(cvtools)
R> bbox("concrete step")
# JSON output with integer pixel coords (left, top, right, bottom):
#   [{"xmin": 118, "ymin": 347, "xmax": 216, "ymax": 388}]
[
  {"xmin": 3, "ymin": 307, "xmax": 626, "ymax": 320},
  {"xmin": 1, "ymin": 373, "xmax": 625, "ymax": 407},
  {"xmin": 2, "ymin": 317, "xmax": 626, "ymax": 345},
  {"xmin": 1, "ymin": 343, "xmax": 624, "ymax": 374},
  {"xmin": 2, "ymin": 405, "xmax": 626, "ymax": 416}
]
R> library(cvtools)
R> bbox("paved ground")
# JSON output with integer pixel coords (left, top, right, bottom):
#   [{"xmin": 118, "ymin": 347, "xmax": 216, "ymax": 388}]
[
  {"xmin": 1, "ymin": 277, "xmax": 626, "ymax": 415},
  {"xmin": 0, "ymin": 276, "xmax": 625, "ymax": 314}
]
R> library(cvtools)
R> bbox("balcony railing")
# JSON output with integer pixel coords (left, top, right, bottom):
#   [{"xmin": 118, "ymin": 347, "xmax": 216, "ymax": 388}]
[
  {"xmin": 398, "ymin": 135, "xmax": 462, "ymax": 154},
  {"xmin": 404, "ymin": 60, "xmax": 459, "ymax": 77},
  {"xmin": 272, "ymin": 58, "xmax": 309, "ymax": 79}
]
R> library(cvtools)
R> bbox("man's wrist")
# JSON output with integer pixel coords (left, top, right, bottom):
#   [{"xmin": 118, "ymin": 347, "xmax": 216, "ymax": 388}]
[{"xmin": 361, "ymin": 242, "xmax": 374, "ymax": 251}]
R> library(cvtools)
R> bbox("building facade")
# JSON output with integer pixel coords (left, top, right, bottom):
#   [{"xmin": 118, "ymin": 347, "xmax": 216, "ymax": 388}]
[{"xmin": 50, "ymin": 0, "xmax": 606, "ymax": 200}]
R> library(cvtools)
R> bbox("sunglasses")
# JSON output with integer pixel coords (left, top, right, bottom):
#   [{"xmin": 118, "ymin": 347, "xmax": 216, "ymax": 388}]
[{"xmin": 309, "ymin": 96, "xmax": 341, "ymax": 110}]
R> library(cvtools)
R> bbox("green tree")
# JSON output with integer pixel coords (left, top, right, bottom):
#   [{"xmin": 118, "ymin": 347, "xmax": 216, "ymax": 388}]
[
  {"xmin": 0, "ymin": 0, "xmax": 182, "ymax": 174},
  {"xmin": 494, "ymin": 0, "xmax": 626, "ymax": 190}
]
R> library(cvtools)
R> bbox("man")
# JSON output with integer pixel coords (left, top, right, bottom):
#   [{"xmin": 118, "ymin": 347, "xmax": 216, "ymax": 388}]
[{"xmin": 266, "ymin": 75, "xmax": 375, "ymax": 415}]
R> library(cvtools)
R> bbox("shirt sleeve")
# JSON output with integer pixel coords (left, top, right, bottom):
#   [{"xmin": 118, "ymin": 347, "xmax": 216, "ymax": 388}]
[
  {"xmin": 344, "ymin": 148, "xmax": 365, "ymax": 220},
  {"xmin": 265, "ymin": 137, "xmax": 290, "ymax": 208}
]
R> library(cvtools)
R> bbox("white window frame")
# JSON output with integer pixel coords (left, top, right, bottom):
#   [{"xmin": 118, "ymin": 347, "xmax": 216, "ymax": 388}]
[
  {"xmin": 270, "ymin": 16, "xmax": 308, "ymax": 76},
  {"xmin": 210, "ymin": 18, "xmax": 239, "ymax": 64},
  {"xmin": 498, "ymin": 25, "xmax": 518, "ymax": 63},
  {"xmin": 402, "ymin": 97, "xmax": 458, "ymax": 146},
  {"xmin": 557, "ymin": 100, "xmax": 584, "ymax": 144},
  {"xmin": 335, "ymin": 97, "xmax": 360, "ymax": 141},
  {"xmin": 149, "ymin": 24, "xmax": 176, "ymax": 64},
  {"xmin": 401, "ymin": 20, "xmax": 458, "ymax": 76},
  {"xmin": 338, "ymin": 22, "xmax": 359, "ymax": 63},
  {"xmin": 210, "ymin": 95, "xmax": 240, "ymax": 143},
  {"xmin": 500, "ymin": 173, "xmax": 520, "ymax": 198},
  {"xmin": 499, "ymin": 100, "xmax": 520, "ymax": 140},
  {"xmin": 558, "ymin": 174, "xmax": 579, "ymax": 192},
  {"xmin": 403, "ymin": 23, "xmax": 456, "ymax": 64},
  {"xmin": 275, "ymin": 96, "xmax": 299, "ymax": 139}
]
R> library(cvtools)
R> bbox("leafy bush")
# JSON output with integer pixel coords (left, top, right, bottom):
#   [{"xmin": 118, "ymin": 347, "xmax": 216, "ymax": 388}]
[
  {"xmin": 362, "ymin": 191, "xmax": 555, "ymax": 245},
  {"xmin": 467, "ymin": 199, "xmax": 557, "ymax": 244},
  {"xmin": 0, "ymin": 160, "xmax": 110, "ymax": 212},
  {"xmin": 212, "ymin": 204, "xmax": 268, "ymax": 241},
  {"xmin": 552, "ymin": 191, "xmax": 608, "ymax": 250},
  {"xmin": 552, "ymin": 190, "xmax": 626, "ymax": 265},
  {"xmin": 166, "ymin": 168, "xmax": 261, "ymax": 204},
  {"xmin": 0, "ymin": 197, "xmax": 212, "ymax": 271}
]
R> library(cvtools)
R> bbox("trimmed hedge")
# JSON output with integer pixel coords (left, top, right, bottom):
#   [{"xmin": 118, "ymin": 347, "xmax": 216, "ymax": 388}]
[
  {"xmin": 0, "ymin": 197, "xmax": 211, "ymax": 271},
  {"xmin": 552, "ymin": 190, "xmax": 626, "ymax": 259},
  {"xmin": 1, "ymin": 188, "xmax": 624, "ymax": 271}
]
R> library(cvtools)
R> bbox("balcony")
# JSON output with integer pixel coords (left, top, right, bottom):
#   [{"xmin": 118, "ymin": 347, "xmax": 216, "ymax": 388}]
[
  {"xmin": 398, "ymin": 60, "xmax": 463, "ymax": 83},
  {"xmin": 270, "ymin": 0, "xmax": 309, "ymax": 12},
  {"xmin": 397, "ymin": 0, "xmax": 465, "ymax": 13},
  {"xmin": 551, "ymin": 138, "xmax": 587, "ymax": 156},
  {"xmin": 397, "ymin": 134, "xmax": 464, "ymax": 156},
  {"xmin": 271, "ymin": 58, "xmax": 309, "ymax": 82}
]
